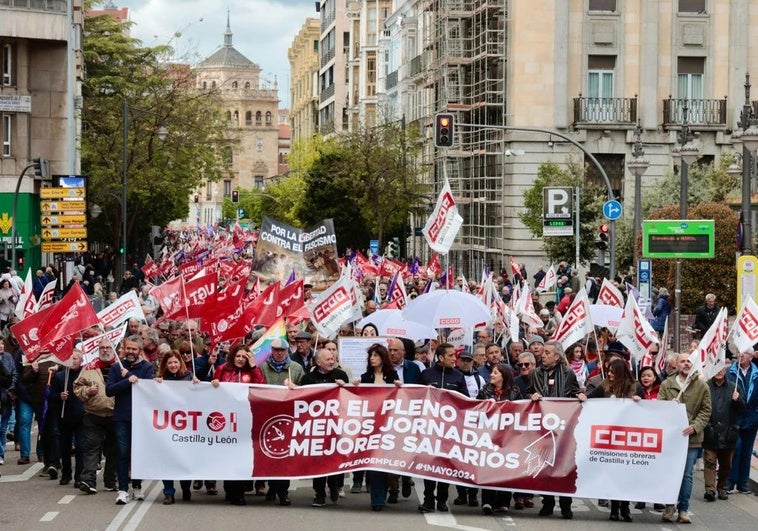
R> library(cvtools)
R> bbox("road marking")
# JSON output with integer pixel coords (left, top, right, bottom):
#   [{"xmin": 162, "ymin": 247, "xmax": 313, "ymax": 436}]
[
  {"xmin": 40, "ymin": 511, "xmax": 58, "ymax": 522},
  {"xmin": 0, "ymin": 462, "xmax": 44, "ymax": 482},
  {"xmin": 105, "ymin": 480, "xmax": 155, "ymax": 531},
  {"xmin": 58, "ymin": 494, "xmax": 76, "ymax": 504},
  {"xmin": 123, "ymin": 482, "xmax": 161, "ymax": 531},
  {"xmin": 413, "ymin": 483, "xmax": 492, "ymax": 531}
]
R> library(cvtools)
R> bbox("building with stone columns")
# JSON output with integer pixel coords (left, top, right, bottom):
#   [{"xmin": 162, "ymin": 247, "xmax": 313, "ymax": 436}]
[{"xmin": 289, "ymin": 18, "xmax": 320, "ymax": 143}]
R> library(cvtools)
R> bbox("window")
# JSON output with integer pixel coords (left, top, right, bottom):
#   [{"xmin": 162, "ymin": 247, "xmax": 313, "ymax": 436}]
[
  {"xmin": 265, "ymin": 111, "xmax": 272, "ymax": 124},
  {"xmin": 245, "ymin": 111, "xmax": 252, "ymax": 126},
  {"xmin": 202, "ymin": 81, "xmax": 207, "ymax": 90},
  {"xmin": 226, "ymin": 111, "xmax": 232, "ymax": 122},
  {"xmin": 587, "ymin": 55, "xmax": 616, "ymax": 122},
  {"xmin": 233, "ymin": 110, "xmax": 239, "ymax": 125},
  {"xmin": 313, "ymin": 39, "xmax": 319, "ymax": 52},
  {"xmin": 679, "ymin": 0, "xmax": 705, "ymax": 13},
  {"xmin": 255, "ymin": 111, "xmax": 262, "ymax": 125},
  {"xmin": 245, "ymin": 81, "xmax": 251, "ymax": 89},
  {"xmin": 254, "ymin": 176, "xmax": 264, "ymax": 189},
  {"xmin": 589, "ymin": 0, "xmax": 616, "ymax": 11},
  {"xmin": 232, "ymin": 81, "xmax": 238, "ymax": 89},
  {"xmin": 205, "ymin": 181, "xmax": 212, "ymax": 200},
  {"xmin": 2, "ymin": 43, "xmax": 12, "ymax": 86},
  {"xmin": 2, "ymin": 114, "xmax": 10, "ymax": 156},
  {"xmin": 678, "ymin": 57, "xmax": 705, "ymax": 122},
  {"xmin": 223, "ymin": 147, "xmax": 233, "ymax": 165},
  {"xmin": 223, "ymin": 179, "xmax": 232, "ymax": 197},
  {"xmin": 211, "ymin": 81, "xmax": 217, "ymax": 89}
]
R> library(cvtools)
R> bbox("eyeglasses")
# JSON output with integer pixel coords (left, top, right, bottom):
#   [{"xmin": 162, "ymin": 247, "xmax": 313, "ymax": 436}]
[{"xmin": 517, "ymin": 362, "xmax": 532, "ymax": 367}]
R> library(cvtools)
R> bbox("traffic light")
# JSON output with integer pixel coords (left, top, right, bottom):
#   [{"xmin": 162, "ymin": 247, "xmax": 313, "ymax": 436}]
[
  {"xmin": 434, "ymin": 113, "xmax": 454, "ymax": 147},
  {"xmin": 231, "ymin": 190, "xmax": 240, "ymax": 203},
  {"xmin": 387, "ymin": 237, "xmax": 400, "ymax": 258},
  {"xmin": 193, "ymin": 194, "xmax": 199, "ymax": 203},
  {"xmin": 598, "ymin": 224, "xmax": 610, "ymax": 250},
  {"xmin": 32, "ymin": 157, "xmax": 49, "ymax": 179}
]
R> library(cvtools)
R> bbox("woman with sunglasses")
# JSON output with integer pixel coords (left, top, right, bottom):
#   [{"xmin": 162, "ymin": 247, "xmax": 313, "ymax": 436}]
[{"xmin": 477, "ymin": 362, "xmax": 522, "ymax": 515}]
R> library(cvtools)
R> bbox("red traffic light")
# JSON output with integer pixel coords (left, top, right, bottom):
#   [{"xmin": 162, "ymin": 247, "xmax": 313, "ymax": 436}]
[
  {"xmin": 600, "ymin": 224, "xmax": 609, "ymax": 234},
  {"xmin": 434, "ymin": 113, "xmax": 455, "ymax": 147},
  {"xmin": 231, "ymin": 190, "xmax": 240, "ymax": 203}
]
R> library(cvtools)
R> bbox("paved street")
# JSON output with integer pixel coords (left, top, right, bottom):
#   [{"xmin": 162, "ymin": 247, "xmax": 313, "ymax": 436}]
[{"xmin": 2, "ymin": 441, "xmax": 758, "ymax": 531}]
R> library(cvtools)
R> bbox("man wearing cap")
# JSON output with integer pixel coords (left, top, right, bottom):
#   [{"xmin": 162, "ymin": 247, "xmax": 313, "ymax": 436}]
[
  {"xmin": 528, "ymin": 336, "xmax": 545, "ymax": 366},
  {"xmin": 259, "ymin": 338, "xmax": 304, "ymax": 506},
  {"xmin": 452, "ymin": 351, "xmax": 484, "ymax": 508},
  {"xmin": 291, "ymin": 331, "xmax": 315, "ymax": 370}
]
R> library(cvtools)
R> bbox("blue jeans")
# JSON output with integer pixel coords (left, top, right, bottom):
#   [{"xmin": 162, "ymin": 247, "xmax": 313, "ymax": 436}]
[
  {"xmin": 114, "ymin": 421, "xmax": 133, "ymax": 492},
  {"xmin": 17, "ymin": 400, "xmax": 37, "ymax": 458},
  {"xmin": 677, "ymin": 447, "xmax": 700, "ymax": 512},
  {"xmin": 728, "ymin": 427, "xmax": 758, "ymax": 491},
  {"xmin": 0, "ymin": 406, "xmax": 10, "ymax": 460},
  {"xmin": 162, "ymin": 479, "xmax": 191, "ymax": 496}
]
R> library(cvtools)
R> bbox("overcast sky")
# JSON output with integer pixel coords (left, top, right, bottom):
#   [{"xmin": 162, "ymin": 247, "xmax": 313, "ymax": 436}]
[{"xmin": 115, "ymin": 0, "xmax": 318, "ymax": 107}]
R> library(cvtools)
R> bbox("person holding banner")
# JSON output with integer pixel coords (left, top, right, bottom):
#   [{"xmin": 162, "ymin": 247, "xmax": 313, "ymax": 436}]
[
  {"xmin": 155, "ymin": 350, "xmax": 197, "ymax": 505},
  {"xmin": 418, "ymin": 343, "xmax": 469, "ymax": 514},
  {"xmin": 726, "ymin": 348, "xmax": 758, "ymax": 495},
  {"xmin": 531, "ymin": 340, "xmax": 584, "ymax": 520},
  {"xmin": 106, "ymin": 335, "xmax": 155, "ymax": 505},
  {"xmin": 50, "ymin": 351, "xmax": 85, "ymax": 487},
  {"xmin": 477, "ymin": 362, "xmax": 522, "ymax": 515},
  {"xmin": 355, "ymin": 343, "xmax": 400, "ymax": 511},
  {"xmin": 300, "ymin": 348, "xmax": 349, "ymax": 508},
  {"xmin": 658, "ymin": 352, "xmax": 712, "ymax": 524},
  {"xmin": 73, "ymin": 339, "xmax": 118, "ymax": 494},
  {"xmin": 702, "ymin": 366, "xmax": 744, "ymax": 502},
  {"xmin": 211, "ymin": 345, "xmax": 264, "ymax": 505}
]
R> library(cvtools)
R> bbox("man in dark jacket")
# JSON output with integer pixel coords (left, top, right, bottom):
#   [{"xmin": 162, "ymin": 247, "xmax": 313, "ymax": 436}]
[
  {"xmin": 106, "ymin": 335, "xmax": 154, "ymax": 505},
  {"xmin": 531, "ymin": 340, "xmax": 584, "ymax": 520},
  {"xmin": 301, "ymin": 348, "xmax": 349, "ymax": 507},
  {"xmin": 418, "ymin": 343, "xmax": 469, "ymax": 514},
  {"xmin": 726, "ymin": 348, "xmax": 758, "ymax": 494},
  {"xmin": 703, "ymin": 366, "xmax": 744, "ymax": 501},
  {"xmin": 50, "ymin": 350, "xmax": 85, "ymax": 486},
  {"xmin": 693, "ymin": 294, "xmax": 720, "ymax": 337}
]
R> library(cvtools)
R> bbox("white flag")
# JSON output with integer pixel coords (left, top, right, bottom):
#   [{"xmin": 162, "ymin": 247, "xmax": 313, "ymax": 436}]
[
  {"xmin": 97, "ymin": 290, "xmax": 146, "ymax": 329},
  {"xmin": 730, "ymin": 295, "xmax": 758, "ymax": 355},
  {"xmin": 518, "ymin": 284, "xmax": 543, "ymax": 330},
  {"xmin": 422, "ymin": 177, "xmax": 463, "ymax": 254},
  {"xmin": 309, "ymin": 274, "xmax": 360, "ymax": 338},
  {"xmin": 536, "ymin": 265, "xmax": 556, "ymax": 292},
  {"xmin": 695, "ymin": 308, "xmax": 729, "ymax": 380},
  {"xmin": 596, "ymin": 278, "xmax": 624, "ymax": 308},
  {"xmin": 550, "ymin": 288, "xmax": 593, "ymax": 350},
  {"xmin": 616, "ymin": 295, "xmax": 660, "ymax": 362}
]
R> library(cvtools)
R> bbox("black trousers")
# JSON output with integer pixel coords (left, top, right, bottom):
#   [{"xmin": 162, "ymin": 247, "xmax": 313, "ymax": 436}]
[{"xmin": 423, "ymin": 479, "xmax": 449, "ymax": 504}]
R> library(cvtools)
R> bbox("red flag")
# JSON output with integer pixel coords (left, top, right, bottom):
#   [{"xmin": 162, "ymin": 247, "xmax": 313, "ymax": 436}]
[
  {"xmin": 426, "ymin": 253, "xmax": 442, "ymax": 279},
  {"xmin": 277, "ymin": 279, "xmax": 304, "ymax": 320},
  {"xmin": 185, "ymin": 273, "xmax": 217, "ymax": 318},
  {"xmin": 141, "ymin": 260, "xmax": 160, "ymax": 281},
  {"xmin": 11, "ymin": 303, "xmax": 59, "ymax": 361},
  {"xmin": 246, "ymin": 282, "xmax": 280, "ymax": 328},
  {"xmin": 37, "ymin": 284, "xmax": 99, "ymax": 361},
  {"xmin": 151, "ymin": 275, "xmax": 186, "ymax": 319},
  {"xmin": 178, "ymin": 260, "xmax": 203, "ymax": 280}
]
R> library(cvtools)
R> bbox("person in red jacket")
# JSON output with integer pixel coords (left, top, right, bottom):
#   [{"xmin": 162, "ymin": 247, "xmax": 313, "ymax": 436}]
[
  {"xmin": 211, "ymin": 345, "xmax": 264, "ymax": 505},
  {"xmin": 211, "ymin": 345, "xmax": 264, "ymax": 386}
]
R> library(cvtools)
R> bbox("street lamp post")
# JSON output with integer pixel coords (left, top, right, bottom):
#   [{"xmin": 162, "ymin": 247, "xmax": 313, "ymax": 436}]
[
  {"xmin": 671, "ymin": 103, "xmax": 700, "ymax": 353},
  {"xmin": 121, "ymin": 100, "xmax": 168, "ymax": 279},
  {"xmin": 627, "ymin": 123, "xmax": 649, "ymax": 269},
  {"xmin": 733, "ymin": 73, "xmax": 758, "ymax": 255}
]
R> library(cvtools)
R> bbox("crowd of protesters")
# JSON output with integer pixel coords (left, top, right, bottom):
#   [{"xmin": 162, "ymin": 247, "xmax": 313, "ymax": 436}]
[{"xmin": 0, "ymin": 239, "xmax": 755, "ymax": 525}]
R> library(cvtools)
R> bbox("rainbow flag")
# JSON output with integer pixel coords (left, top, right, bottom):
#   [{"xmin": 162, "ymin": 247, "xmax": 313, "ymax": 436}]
[{"xmin": 252, "ymin": 318, "xmax": 288, "ymax": 365}]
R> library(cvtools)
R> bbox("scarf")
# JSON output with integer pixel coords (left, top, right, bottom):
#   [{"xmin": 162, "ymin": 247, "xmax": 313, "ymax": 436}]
[{"xmin": 269, "ymin": 356, "xmax": 289, "ymax": 373}]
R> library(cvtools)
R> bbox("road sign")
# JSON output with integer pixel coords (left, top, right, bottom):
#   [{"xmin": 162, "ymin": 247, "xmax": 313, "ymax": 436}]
[
  {"xmin": 41, "ymin": 228, "xmax": 88, "ymax": 240},
  {"xmin": 603, "ymin": 200, "xmax": 623, "ymax": 220},
  {"xmin": 41, "ymin": 241, "xmax": 88, "ymax": 253},
  {"xmin": 642, "ymin": 219, "xmax": 715, "ymax": 258},
  {"xmin": 369, "ymin": 239, "xmax": 379, "ymax": 255},
  {"xmin": 543, "ymin": 187, "xmax": 574, "ymax": 236},
  {"xmin": 40, "ymin": 214, "xmax": 87, "ymax": 225},
  {"xmin": 40, "ymin": 200, "xmax": 87, "ymax": 212},
  {"xmin": 40, "ymin": 187, "xmax": 86, "ymax": 199}
]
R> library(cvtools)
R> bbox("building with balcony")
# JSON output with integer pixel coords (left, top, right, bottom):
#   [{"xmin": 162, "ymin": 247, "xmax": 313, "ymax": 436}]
[
  {"xmin": 288, "ymin": 18, "xmax": 320, "ymax": 142},
  {"xmin": 412, "ymin": 0, "xmax": 758, "ymax": 277},
  {"xmin": 192, "ymin": 16, "xmax": 280, "ymax": 225},
  {"xmin": 0, "ymin": 0, "xmax": 83, "ymax": 269}
]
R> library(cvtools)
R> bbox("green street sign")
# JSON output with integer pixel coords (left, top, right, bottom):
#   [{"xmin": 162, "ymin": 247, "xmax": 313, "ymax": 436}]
[{"xmin": 642, "ymin": 219, "xmax": 715, "ymax": 259}]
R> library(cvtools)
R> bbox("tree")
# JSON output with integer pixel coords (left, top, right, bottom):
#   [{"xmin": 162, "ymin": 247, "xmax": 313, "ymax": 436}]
[
  {"xmin": 647, "ymin": 202, "xmax": 738, "ymax": 313},
  {"xmin": 519, "ymin": 160, "xmax": 607, "ymax": 266},
  {"xmin": 81, "ymin": 3, "xmax": 230, "ymax": 268}
]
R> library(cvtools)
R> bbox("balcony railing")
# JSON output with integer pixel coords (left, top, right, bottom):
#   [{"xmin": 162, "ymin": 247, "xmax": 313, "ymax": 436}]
[
  {"xmin": 320, "ymin": 83, "xmax": 335, "ymax": 103},
  {"xmin": 0, "ymin": 0, "xmax": 66, "ymax": 11},
  {"xmin": 573, "ymin": 95, "xmax": 637, "ymax": 125},
  {"xmin": 385, "ymin": 70, "xmax": 398, "ymax": 90},
  {"xmin": 663, "ymin": 97, "xmax": 727, "ymax": 127},
  {"xmin": 409, "ymin": 54, "xmax": 424, "ymax": 78}
]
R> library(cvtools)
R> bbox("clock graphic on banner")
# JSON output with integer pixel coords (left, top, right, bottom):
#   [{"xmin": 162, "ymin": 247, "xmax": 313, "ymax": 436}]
[{"xmin": 259, "ymin": 415, "xmax": 294, "ymax": 458}]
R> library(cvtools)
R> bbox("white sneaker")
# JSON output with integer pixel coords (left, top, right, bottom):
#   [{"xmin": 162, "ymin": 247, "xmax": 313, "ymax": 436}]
[
  {"xmin": 338, "ymin": 488, "xmax": 345, "ymax": 498},
  {"xmin": 131, "ymin": 487, "xmax": 144, "ymax": 501},
  {"xmin": 0, "ymin": 458, "xmax": 4, "ymax": 465},
  {"xmin": 116, "ymin": 491, "xmax": 130, "ymax": 505}
]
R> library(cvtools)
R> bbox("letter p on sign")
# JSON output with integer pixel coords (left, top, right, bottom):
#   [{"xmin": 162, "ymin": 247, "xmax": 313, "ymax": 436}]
[{"xmin": 543, "ymin": 187, "xmax": 573, "ymax": 219}]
